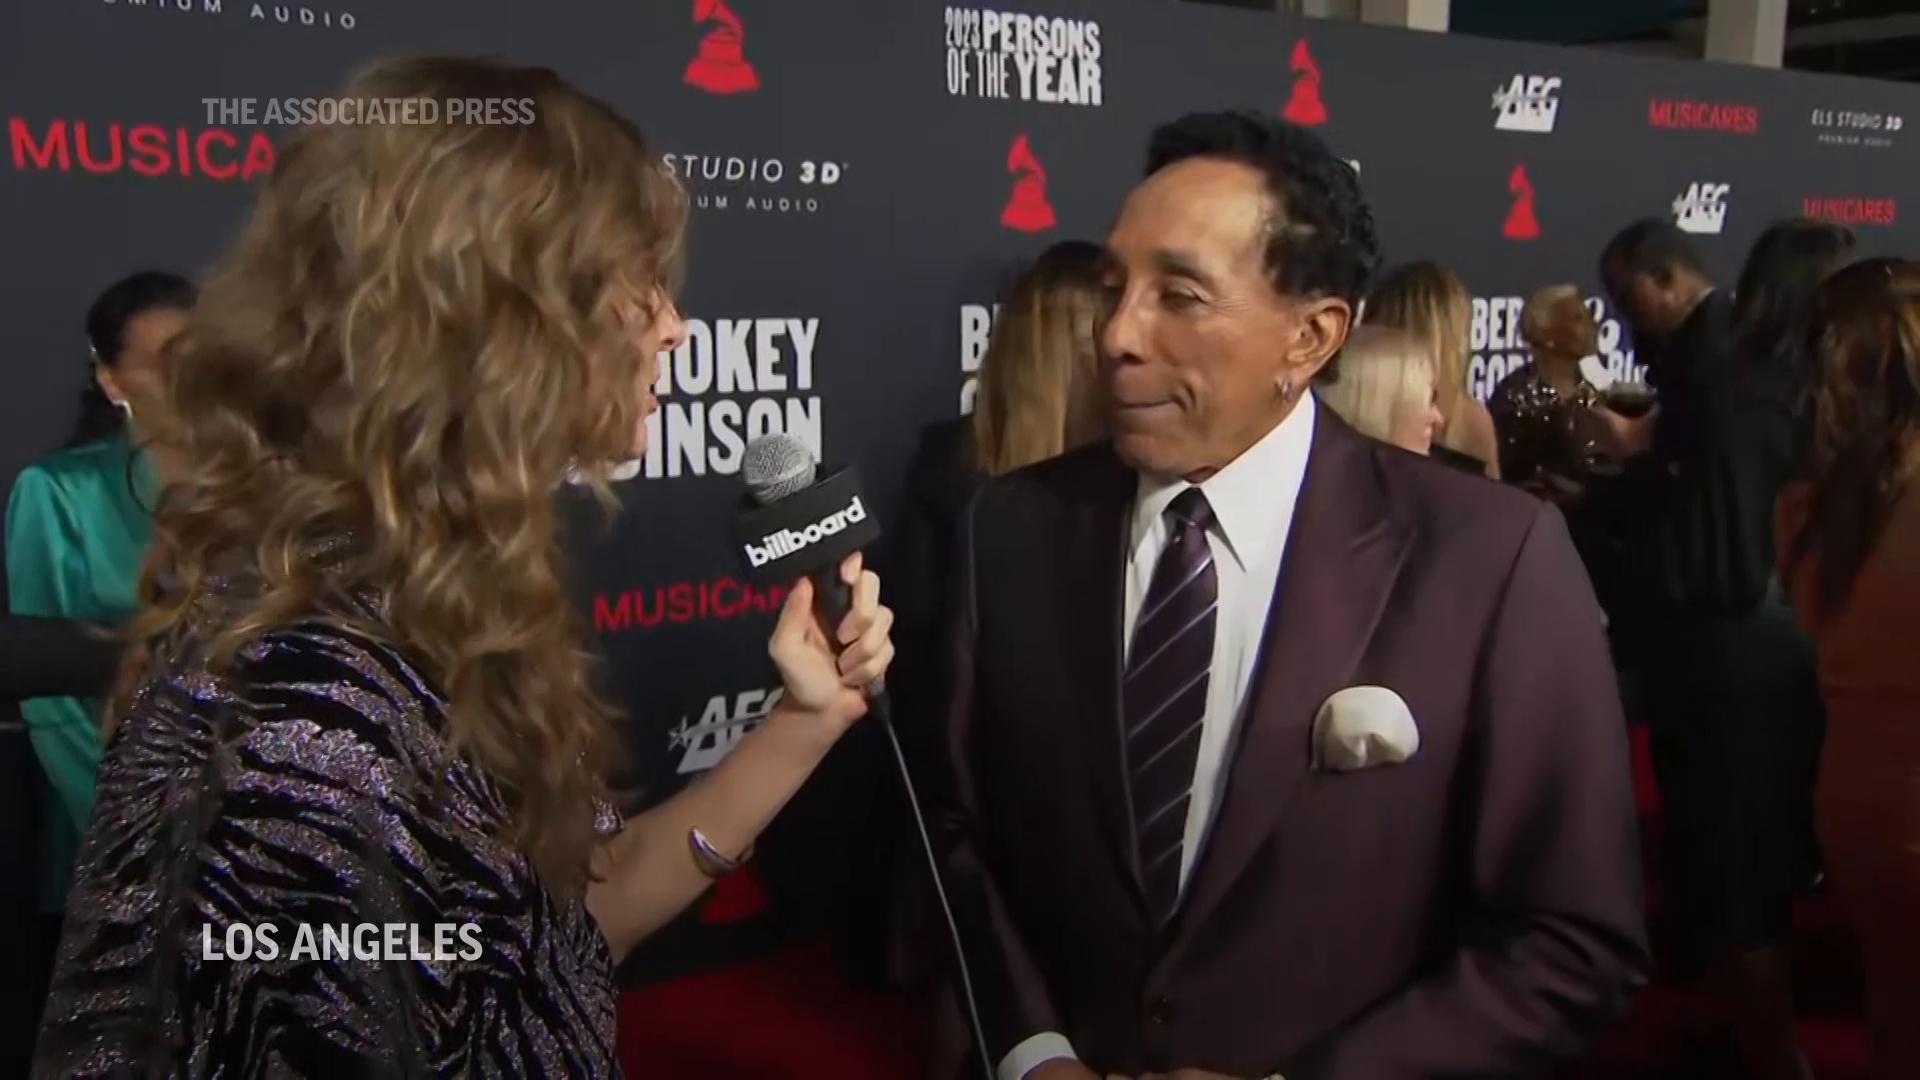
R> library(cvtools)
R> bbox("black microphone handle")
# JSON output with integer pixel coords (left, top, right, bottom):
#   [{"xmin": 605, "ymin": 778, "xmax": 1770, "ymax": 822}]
[
  {"xmin": 807, "ymin": 561, "xmax": 887, "ymax": 699},
  {"xmin": 809, "ymin": 563, "xmax": 854, "ymax": 630}
]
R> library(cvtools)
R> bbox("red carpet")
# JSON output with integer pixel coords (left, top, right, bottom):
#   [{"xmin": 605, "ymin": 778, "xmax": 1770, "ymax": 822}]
[
  {"xmin": 615, "ymin": 937, "xmax": 929, "ymax": 1080},
  {"xmin": 1565, "ymin": 724, "xmax": 1869, "ymax": 1078}
]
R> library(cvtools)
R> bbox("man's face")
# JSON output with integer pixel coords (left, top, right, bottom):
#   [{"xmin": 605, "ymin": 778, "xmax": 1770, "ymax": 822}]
[
  {"xmin": 1100, "ymin": 158, "xmax": 1347, "ymax": 482},
  {"xmin": 1608, "ymin": 269, "xmax": 1680, "ymax": 344}
]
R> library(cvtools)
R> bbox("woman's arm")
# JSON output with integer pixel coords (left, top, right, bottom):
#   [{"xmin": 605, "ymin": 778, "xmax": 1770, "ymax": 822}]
[
  {"xmin": 586, "ymin": 557, "xmax": 894, "ymax": 960},
  {"xmin": 587, "ymin": 706, "xmax": 840, "ymax": 959}
]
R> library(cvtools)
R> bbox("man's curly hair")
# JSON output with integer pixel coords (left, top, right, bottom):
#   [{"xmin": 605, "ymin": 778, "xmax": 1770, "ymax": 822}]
[{"xmin": 1146, "ymin": 109, "xmax": 1380, "ymax": 306}]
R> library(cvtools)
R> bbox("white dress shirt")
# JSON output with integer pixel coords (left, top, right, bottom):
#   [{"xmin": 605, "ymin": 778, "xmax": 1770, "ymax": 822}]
[{"xmin": 999, "ymin": 394, "xmax": 1317, "ymax": 1080}]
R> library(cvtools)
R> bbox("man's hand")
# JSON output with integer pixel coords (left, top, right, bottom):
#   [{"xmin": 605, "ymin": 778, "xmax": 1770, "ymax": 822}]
[{"xmin": 1592, "ymin": 403, "xmax": 1657, "ymax": 460}]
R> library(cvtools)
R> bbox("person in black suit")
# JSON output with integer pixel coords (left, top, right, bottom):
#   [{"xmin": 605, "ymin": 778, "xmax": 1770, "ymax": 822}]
[{"xmin": 1599, "ymin": 219, "xmax": 1840, "ymax": 1080}]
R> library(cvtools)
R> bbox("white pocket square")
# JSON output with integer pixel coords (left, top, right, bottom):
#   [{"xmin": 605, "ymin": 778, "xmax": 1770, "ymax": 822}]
[{"xmin": 1312, "ymin": 685, "xmax": 1420, "ymax": 772}]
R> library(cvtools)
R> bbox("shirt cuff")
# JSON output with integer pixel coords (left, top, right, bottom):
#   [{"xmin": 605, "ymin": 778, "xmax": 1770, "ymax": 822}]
[{"xmin": 998, "ymin": 1032, "xmax": 1078, "ymax": 1080}]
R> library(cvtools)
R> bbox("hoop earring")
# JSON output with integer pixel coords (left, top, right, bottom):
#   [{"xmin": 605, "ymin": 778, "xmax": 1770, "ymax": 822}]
[
  {"xmin": 112, "ymin": 398, "xmax": 134, "ymax": 420},
  {"xmin": 1281, "ymin": 375, "xmax": 1297, "ymax": 401}
]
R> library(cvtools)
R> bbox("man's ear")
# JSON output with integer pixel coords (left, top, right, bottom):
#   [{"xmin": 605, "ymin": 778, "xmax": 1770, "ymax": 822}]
[{"xmin": 1280, "ymin": 296, "xmax": 1353, "ymax": 390}]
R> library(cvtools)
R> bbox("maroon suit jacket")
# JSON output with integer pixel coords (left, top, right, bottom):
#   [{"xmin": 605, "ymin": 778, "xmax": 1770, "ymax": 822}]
[{"xmin": 938, "ymin": 408, "xmax": 1648, "ymax": 1078}]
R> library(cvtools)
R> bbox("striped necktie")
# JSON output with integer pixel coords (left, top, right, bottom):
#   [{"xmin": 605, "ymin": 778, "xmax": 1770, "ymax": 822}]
[{"xmin": 1124, "ymin": 487, "xmax": 1217, "ymax": 921}]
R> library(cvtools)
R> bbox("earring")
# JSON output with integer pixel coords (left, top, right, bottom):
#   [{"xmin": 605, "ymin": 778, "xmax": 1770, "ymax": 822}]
[
  {"xmin": 111, "ymin": 399, "xmax": 134, "ymax": 420},
  {"xmin": 1281, "ymin": 375, "xmax": 1297, "ymax": 401}
]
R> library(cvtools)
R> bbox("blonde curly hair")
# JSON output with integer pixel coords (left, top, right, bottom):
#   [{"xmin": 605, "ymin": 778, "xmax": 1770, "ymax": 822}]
[{"xmin": 116, "ymin": 56, "xmax": 687, "ymax": 894}]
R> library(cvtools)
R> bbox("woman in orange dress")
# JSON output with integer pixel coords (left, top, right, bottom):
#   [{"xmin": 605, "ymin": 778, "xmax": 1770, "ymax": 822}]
[{"xmin": 1777, "ymin": 257, "xmax": 1920, "ymax": 1080}]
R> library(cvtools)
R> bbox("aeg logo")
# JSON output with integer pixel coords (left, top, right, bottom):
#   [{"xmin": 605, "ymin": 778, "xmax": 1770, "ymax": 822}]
[
  {"xmin": 670, "ymin": 687, "xmax": 784, "ymax": 774},
  {"xmin": 1673, "ymin": 182, "xmax": 1730, "ymax": 235},
  {"xmin": 1493, "ymin": 75, "xmax": 1561, "ymax": 134}
]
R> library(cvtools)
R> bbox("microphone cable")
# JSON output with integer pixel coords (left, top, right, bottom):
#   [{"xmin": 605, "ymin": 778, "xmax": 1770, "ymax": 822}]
[{"xmin": 867, "ymin": 690, "xmax": 995, "ymax": 1080}]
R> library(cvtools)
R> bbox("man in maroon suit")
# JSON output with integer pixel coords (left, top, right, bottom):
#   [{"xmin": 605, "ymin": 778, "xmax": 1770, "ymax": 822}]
[{"xmin": 937, "ymin": 111, "xmax": 1648, "ymax": 1079}]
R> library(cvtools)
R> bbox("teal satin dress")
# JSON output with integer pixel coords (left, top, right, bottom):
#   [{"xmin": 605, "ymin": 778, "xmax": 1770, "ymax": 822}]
[{"xmin": 4, "ymin": 431, "xmax": 153, "ymax": 912}]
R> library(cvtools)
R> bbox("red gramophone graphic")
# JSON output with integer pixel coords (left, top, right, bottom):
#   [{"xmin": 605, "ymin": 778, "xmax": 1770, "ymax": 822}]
[
  {"xmin": 1000, "ymin": 133, "xmax": 1057, "ymax": 233},
  {"xmin": 1282, "ymin": 39, "xmax": 1328, "ymax": 127},
  {"xmin": 683, "ymin": 0, "xmax": 760, "ymax": 96},
  {"xmin": 1503, "ymin": 163, "xmax": 1541, "ymax": 240}
]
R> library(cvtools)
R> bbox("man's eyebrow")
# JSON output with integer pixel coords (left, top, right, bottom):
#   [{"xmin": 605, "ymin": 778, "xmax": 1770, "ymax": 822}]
[{"xmin": 1152, "ymin": 249, "xmax": 1218, "ymax": 290}]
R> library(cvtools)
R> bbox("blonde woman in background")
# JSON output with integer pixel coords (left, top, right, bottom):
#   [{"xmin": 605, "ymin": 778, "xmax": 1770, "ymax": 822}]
[
  {"xmin": 1316, "ymin": 324, "xmax": 1445, "ymax": 455},
  {"xmin": 890, "ymin": 239, "xmax": 1108, "ymax": 645},
  {"xmin": 1365, "ymin": 261, "xmax": 1500, "ymax": 476},
  {"xmin": 968, "ymin": 240, "xmax": 1108, "ymax": 475}
]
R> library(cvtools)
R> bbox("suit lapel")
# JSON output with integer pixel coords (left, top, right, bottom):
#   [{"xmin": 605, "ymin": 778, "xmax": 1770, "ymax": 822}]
[
  {"xmin": 1051, "ymin": 445, "xmax": 1150, "ymax": 916},
  {"xmin": 1164, "ymin": 413, "xmax": 1414, "ymax": 952}
]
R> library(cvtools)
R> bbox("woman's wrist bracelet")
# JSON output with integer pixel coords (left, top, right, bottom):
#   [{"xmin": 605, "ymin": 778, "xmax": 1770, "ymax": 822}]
[{"xmin": 688, "ymin": 826, "xmax": 751, "ymax": 879}]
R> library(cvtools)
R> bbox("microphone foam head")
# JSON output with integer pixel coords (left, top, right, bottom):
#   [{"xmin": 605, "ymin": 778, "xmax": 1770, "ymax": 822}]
[{"xmin": 742, "ymin": 434, "xmax": 817, "ymax": 505}]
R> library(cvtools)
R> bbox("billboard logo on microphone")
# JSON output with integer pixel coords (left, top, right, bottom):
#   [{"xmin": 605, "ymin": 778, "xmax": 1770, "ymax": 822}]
[{"xmin": 744, "ymin": 495, "xmax": 869, "ymax": 567}]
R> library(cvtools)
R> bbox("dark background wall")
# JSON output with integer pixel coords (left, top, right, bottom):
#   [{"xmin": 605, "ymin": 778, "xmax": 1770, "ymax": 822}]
[{"xmin": 4, "ymin": 0, "xmax": 1916, "ymax": 983}]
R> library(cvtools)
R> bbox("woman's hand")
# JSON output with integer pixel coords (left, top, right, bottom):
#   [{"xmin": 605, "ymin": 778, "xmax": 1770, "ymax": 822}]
[
  {"xmin": 586, "ymin": 552, "xmax": 894, "ymax": 960},
  {"xmin": 768, "ymin": 552, "xmax": 894, "ymax": 734}
]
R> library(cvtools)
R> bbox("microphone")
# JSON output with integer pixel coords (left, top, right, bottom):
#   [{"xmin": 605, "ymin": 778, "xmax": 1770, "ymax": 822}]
[
  {"xmin": 731, "ymin": 433, "xmax": 994, "ymax": 1080},
  {"xmin": 733, "ymin": 435, "xmax": 884, "ymax": 693}
]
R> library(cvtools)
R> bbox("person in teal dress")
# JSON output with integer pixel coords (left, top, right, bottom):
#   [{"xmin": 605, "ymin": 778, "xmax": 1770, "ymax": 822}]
[{"xmin": 5, "ymin": 271, "xmax": 193, "ymax": 927}]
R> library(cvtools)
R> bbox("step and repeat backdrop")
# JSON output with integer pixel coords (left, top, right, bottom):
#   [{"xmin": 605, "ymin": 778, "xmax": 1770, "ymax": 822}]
[{"xmin": 5, "ymin": 0, "xmax": 1919, "ymax": 981}]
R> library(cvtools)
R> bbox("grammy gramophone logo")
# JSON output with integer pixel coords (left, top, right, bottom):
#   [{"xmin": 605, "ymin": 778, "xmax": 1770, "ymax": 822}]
[
  {"xmin": 1282, "ymin": 39, "xmax": 1328, "ymax": 127},
  {"xmin": 999, "ymin": 133, "xmax": 1056, "ymax": 233},
  {"xmin": 1503, "ymin": 163, "xmax": 1540, "ymax": 241},
  {"xmin": 684, "ymin": 0, "xmax": 760, "ymax": 96}
]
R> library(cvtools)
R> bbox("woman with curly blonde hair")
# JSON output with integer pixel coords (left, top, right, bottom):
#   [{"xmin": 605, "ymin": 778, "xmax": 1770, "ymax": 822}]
[{"xmin": 33, "ymin": 57, "xmax": 893, "ymax": 1078}]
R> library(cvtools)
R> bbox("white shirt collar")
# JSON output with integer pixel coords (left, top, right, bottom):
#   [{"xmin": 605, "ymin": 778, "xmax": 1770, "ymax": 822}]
[{"xmin": 1130, "ymin": 392, "xmax": 1317, "ymax": 572}]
